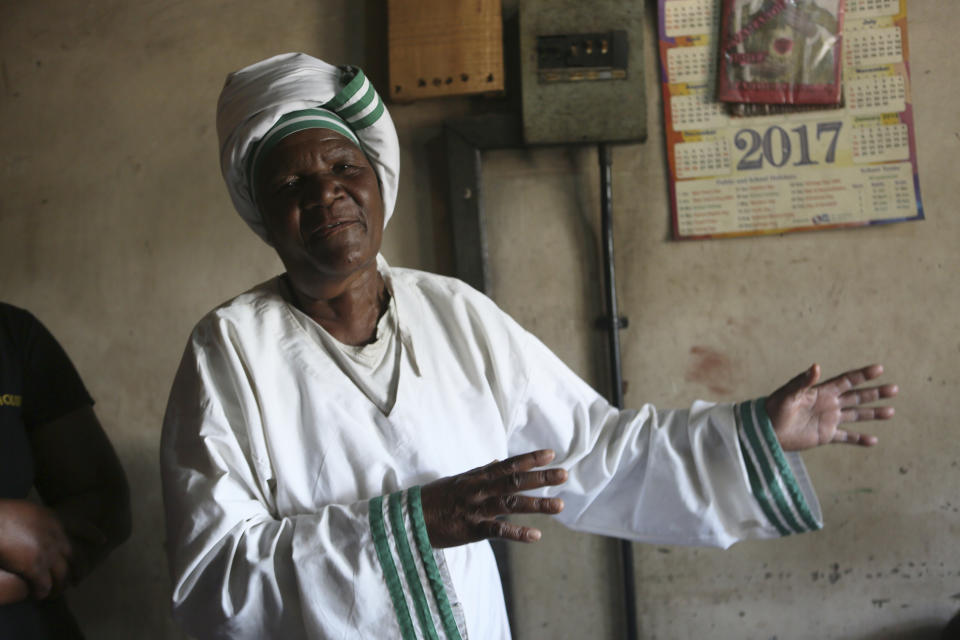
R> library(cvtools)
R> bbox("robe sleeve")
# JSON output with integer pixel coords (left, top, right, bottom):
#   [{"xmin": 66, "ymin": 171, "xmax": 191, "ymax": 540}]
[
  {"xmin": 160, "ymin": 322, "xmax": 468, "ymax": 640},
  {"xmin": 505, "ymin": 328, "xmax": 823, "ymax": 549}
]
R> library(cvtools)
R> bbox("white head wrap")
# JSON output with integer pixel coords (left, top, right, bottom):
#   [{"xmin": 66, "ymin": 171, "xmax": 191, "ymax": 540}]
[{"xmin": 216, "ymin": 52, "xmax": 400, "ymax": 244}]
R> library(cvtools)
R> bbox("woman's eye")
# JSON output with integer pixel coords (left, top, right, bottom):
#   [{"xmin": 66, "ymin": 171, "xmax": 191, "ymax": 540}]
[
  {"xmin": 334, "ymin": 163, "xmax": 353, "ymax": 173},
  {"xmin": 277, "ymin": 178, "xmax": 300, "ymax": 192}
]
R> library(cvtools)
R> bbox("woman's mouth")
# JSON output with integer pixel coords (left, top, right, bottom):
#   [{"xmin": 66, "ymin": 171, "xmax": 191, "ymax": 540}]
[{"xmin": 308, "ymin": 218, "xmax": 363, "ymax": 241}]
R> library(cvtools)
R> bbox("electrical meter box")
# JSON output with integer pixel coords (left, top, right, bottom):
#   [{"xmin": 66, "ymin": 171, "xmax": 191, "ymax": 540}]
[{"xmin": 519, "ymin": 0, "xmax": 647, "ymax": 145}]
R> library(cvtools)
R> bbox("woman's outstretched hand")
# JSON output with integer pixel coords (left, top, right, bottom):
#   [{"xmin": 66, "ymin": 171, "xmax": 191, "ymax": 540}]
[
  {"xmin": 420, "ymin": 449, "xmax": 567, "ymax": 548},
  {"xmin": 766, "ymin": 364, "xmax": 898, "ymax": 452}
]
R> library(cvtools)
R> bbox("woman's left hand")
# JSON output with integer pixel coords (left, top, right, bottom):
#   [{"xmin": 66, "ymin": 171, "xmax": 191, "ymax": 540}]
[
  {"xmin": 420, "ymin": 449, "xmax": 567, "ymax": 548},
  {"xmin": 765, "ymin": 364, "xmax": 898, "ymax": 452}
]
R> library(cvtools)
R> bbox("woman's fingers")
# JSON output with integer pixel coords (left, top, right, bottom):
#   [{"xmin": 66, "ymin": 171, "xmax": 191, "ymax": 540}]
[
  {"xmin": 839, "ymin": 383, "xmax": 899, "ymax": 407},
  {"xmin": 479, "ymin": 449, "xmax": 556, "ymax": 478},
  {"xmin": 840, "ymin": 406, "xmax": 895, "ymax": 423},
  {"xmin": 421, "ymin": 449, "xmax": 569, "ymax": 548},
  {"xmin": 477, "ymin": 519, "xmax": 543, "ymax": 543},
  {"xmin": 819, "ymin": 364, "xmax": 885, "ymax": 392},
  {"xmin": 831, "ymin": 429, "xmax": 879, "ymax": 446},
  {"xmin": 826, "ymin": 368, "xmax": 897, "ymax": 432},
  {"xmin": 479, "ymin": 495, "xmax": 565, "ymax": 518},
  {"xmin": 486, "ymin": 467, "xmax": 567, "ymax": 496},
  {"xmin": 468, "ymin": 449, "xmax": 567, "ymax": 498}
]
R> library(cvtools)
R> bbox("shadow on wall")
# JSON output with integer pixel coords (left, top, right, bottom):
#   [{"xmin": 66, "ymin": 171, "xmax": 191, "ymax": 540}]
[{"xmin": 853, "ymin": 618, "xmax": 953, "ymax": 640}]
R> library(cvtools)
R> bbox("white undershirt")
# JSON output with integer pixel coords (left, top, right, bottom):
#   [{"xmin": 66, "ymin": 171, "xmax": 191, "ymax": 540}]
[{"xmin": 281, "ymin": 277, "xmax": 401, "ymax": 414}]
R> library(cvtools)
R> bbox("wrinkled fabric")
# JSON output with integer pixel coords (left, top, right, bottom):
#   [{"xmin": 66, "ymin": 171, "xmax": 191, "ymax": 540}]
[
  {"xmin": 160, "ymin": 262, "xmax": 822, "ymax": 640},
  {"xmin": 217, "ymin": 53, "xmax": 399, "ymax": 243}
]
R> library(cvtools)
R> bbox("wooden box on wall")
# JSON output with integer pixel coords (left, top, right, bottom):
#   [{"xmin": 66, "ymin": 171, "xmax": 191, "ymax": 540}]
[{"xmin": 387, "ymin": 0, "xmax": 505, "ymax": 102}]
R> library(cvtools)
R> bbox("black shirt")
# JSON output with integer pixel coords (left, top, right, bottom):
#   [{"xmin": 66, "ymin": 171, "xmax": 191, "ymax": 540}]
[{"xmin": 0, "ymin": 303, "xmax": 93, "ymax": 640}]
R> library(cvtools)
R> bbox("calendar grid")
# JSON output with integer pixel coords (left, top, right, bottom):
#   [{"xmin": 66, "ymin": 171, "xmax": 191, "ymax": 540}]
[
  {"xmin": 845, "ymin": 27, "xmax": 903, "ymax": 68},
  {"xmin": 852, "ymin": 124, "xmax": 910, "ymax": 163},
  {"xmin": 663, "ymin": 0, "xmax": 718, "ymax": 38},
  {"xmin": 847, "ymin": 75, "xmax": 906, "ymax": 115},
  {"xmin": 666, "ymin": 46, "xmax": 714, "ymax": 86},
  {"xmin": 846, "ymin": 0, "xmax": 900, "ymax": 19},
  {"xmin": 671, "ymin": 92, "xmax": 728, "ymax": 131},
  {"xmin": 675, "ymin": 139, "xmax": 732, "ymax": 179}
]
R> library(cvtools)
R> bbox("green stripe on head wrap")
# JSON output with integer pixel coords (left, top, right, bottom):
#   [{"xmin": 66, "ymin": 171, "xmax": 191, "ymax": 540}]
[
  {"xmin": 323, "ymin": 68, "xmax": 367, "ymax": 110},
  {"xmin": 248, "ymin": 107, "xmax": 361, "ymax": 199}
]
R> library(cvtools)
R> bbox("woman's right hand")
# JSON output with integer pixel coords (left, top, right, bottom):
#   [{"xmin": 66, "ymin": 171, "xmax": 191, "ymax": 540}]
[
  {"xmin": 0, "ymin": 499, "xmax": 73, "ymax": 599},
  {"xmin": 419, "ymin": 449, "xmax": 568, "ymax": 548}
]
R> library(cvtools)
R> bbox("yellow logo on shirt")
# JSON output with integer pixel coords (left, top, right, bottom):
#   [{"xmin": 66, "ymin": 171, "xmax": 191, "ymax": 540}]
[{"xmin": 0, "ymin": 394, "xmax": 22, "ymax": 407}]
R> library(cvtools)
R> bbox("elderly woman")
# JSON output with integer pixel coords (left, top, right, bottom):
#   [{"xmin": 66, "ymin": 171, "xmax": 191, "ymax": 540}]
[{"xmin": 160, "ymin": 53, "xmax": 897, "ymax": 640}]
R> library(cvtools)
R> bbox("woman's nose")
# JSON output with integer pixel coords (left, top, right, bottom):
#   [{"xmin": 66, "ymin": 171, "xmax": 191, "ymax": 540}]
[{"xmin": 302, "ymin": 174, "xmax": 342, "ymax": 207}]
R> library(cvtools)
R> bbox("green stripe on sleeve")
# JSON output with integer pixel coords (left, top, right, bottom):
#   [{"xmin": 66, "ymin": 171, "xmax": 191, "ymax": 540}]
[
  {"xmin": 739, "ymin": 401, "xmax": 807, "ymax": 534},
  {"xmin": 409, "ymin": 486, "xmax": 464, "ymax": 640},
  {"xmin": 369, "ymin": 496, "xmax": 417, "ymax": 640},
  {"xmin": 325, "ymin": 67, "xmax": 367, "ymax": 110},
  {"xmin": 388, "ymin": 492, "xmax": 440, "ymax": 640},
  {"xmin": 350, "ymin": 97, "xmax": 385, "ymax": 130},
  {"xmin": 753, "ymin": 399, "xmax": 821, "ymax": 531},
  {"xmin": 736, "ymin": 403, "xmax": 791, "ymax": 536}
]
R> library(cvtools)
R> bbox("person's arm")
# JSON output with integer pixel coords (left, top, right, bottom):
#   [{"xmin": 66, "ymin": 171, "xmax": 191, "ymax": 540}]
[
  {"xmin": 28, "ymin": 405, "xmax": 131, "ymax": 581},
  {"xmin": 0, "ymin": 407, "xmax": 129, "ymax": 602},
  {"xmin": 414, "ymin": 287, "xmax": 895, "ymax": 550},
  {"xmin": 0, "ymin": 308, "xmax": 130, "ymax": 598},
  {"xmin": 490, "ymin": 324, "xmax": 896, "ymax": 548}
]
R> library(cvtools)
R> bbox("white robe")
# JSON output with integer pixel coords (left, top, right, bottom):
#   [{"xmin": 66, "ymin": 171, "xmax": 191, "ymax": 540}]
[{"xmin": 160, "ymin": 263, "xmax": 822, "ymax": 640}]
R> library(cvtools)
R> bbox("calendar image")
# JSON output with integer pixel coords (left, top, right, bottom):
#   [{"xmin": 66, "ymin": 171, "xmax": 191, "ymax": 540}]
[
  {"xmin": 658, "ymin": 0, "xmax": 923, "ymax": 239},
  {"xmin": 716, "ymin": 0, "xmax": 846, "ymax": 105}
]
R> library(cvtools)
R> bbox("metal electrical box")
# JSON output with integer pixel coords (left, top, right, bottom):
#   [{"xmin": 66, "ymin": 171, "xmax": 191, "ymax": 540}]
[{"xmin": 519, "ymin": 0, "xmax": 647, "ymax": 145}]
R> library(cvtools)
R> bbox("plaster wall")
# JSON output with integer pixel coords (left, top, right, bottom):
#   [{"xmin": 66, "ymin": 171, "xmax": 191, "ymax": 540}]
[
  {"xmin": 0, "ymin": 1, "xmax": 956, "ymax": 639},
  {"xmin": 489, "ymin": 3, "xmax": 960, "ymax": 639}
]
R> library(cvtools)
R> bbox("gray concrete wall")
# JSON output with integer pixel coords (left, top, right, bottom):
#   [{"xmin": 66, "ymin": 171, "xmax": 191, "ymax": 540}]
[{"xmin": 0, "ymin": 1, "xmax": 955, "ymax": 639}]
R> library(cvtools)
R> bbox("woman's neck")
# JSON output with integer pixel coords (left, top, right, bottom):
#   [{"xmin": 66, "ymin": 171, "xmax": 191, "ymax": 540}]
[{"xmin": 285, "ymin": 265, "xmax": 389, "ymax": 346}]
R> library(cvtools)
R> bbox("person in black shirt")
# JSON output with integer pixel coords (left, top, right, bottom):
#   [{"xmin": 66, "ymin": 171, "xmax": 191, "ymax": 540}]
[{"xmin": 0, "ymin": 302, "xmax": 131, "ymax": 639}]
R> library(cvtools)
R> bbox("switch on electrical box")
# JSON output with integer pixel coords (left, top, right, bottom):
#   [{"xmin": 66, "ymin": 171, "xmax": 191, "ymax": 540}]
[{"xmin": 520, "ymin": 0, "xmax": 647, "ymax": 145}]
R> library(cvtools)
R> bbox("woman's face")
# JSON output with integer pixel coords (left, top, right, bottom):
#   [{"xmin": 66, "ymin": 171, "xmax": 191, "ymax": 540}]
[{"xmin": 254, "ymin": 127, "xmax": 384, "ymax": 290}]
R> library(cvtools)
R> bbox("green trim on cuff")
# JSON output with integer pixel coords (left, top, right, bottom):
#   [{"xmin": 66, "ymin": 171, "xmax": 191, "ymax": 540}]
[
  {"xmin": 739, "ymin": 400, "xmax": 806, "ymax": 533},
  {"xmin": 388, "ymin": 492, "xmax": 440, "ymax": 640},
  {"xmin": 753, "ymin": 399, "xmax": 821, "ymax": 532},
  {"xmin": 369, "ymin": 495, "xmax": 417, "ymax": 639},
  {"xmin": 737, "ymin": 399, "xmax": 821, "ymax": 535},
  {"xmin": 736, "ymin": 403, "xmax": 791, "ymax": 537},
  {"xmin": 409, "ymin": 486, "xmax": 464, "ymax": 640}
]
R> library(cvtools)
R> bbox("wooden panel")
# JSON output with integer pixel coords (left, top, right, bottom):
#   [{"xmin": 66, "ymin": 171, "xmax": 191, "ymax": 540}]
[{"xmin": 388, "ymin": 0, "xmax": 504, "ymax": 102}]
